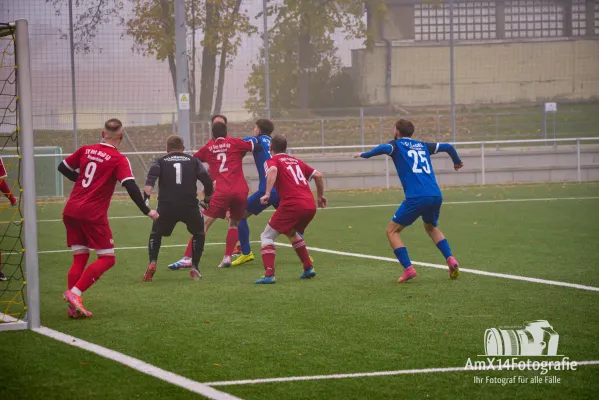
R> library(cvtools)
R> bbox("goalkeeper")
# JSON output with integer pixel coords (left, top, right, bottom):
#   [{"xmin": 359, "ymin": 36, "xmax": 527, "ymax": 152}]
[{"xmin": 142, "ymin": 135, "xmax": 213, "ymax": 282}]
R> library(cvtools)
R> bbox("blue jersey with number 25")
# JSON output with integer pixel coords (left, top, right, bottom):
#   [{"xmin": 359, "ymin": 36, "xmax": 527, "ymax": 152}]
[
  {"xmin": 389, "ymin": 138, "xmax": 441, "ymax": 198},
  {"xmin": 361, "ymin": 138, "xmax": 462, "ymax": 199}
]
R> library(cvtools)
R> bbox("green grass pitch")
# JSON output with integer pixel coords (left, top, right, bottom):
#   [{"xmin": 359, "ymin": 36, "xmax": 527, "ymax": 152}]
[{"xmin": 1, "ymin": 182, "xmax": 599, "ymax": 399}]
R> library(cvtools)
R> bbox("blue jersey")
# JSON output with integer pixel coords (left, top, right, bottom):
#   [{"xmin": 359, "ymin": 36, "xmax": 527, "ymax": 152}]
[
  {"xmin": 361, "ymin": 138, "xmax": 462, "ymax": 199},
  {"xmin": 244, "ymin": 135, "xmax": 274, "ymax": 192}
]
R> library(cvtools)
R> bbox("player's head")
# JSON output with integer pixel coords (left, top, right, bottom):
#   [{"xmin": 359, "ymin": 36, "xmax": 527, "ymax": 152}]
[
  {"xmin": 211, "ymin": 121, "xmax": 228, "ymax": 139},
  {"xmin": 394, "ymin": 119, "xmax": 415, "ymax": 139},
  {"xmin": 254, "ymin": 119, "xmax": 274, "ymax": 137},
  {"xmin": 211, "ymin": 114, "xmax": 227, "ymax": 125},
  {"xmin": 102, "ymin": 118, "xmax": 123, "ymax": 145},
  {"xmin": 270, "ymin": 134, "xmax": 287, "ymax": 155},
  {"xmin": 166, "ymin": 135, "xmax": 185, "ymax": 153}
]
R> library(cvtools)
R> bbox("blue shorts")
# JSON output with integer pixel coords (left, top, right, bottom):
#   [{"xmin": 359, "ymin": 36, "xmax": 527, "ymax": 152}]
[
  {"xmin": 392, "ymin": 196, "xmax": 442, "ymax": 227},
  {"xmin": 246, "ymin": 190, "xmax": 280, "ymax": 216}
]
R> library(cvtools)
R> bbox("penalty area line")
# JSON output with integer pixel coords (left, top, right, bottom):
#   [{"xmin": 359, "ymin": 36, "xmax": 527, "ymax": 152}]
[
  {"xmin": 275, "ymin": 243, "xmax": 599, "ymax": 293},
  {"xmin": 32, "ymin": 326, "xmax": 243, "ymax": 400},
  {"xmin": 203, "ymin": 360, "xmax": 599, "ymax": 386}
]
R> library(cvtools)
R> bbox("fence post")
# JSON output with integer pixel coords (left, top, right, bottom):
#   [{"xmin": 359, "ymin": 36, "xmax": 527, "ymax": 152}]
[
  {"xmin": 576, "ymin": 138, "xmax": 581, "ymax": 183},
  {"xmin": 542, "ymin": 108, "xmax": 547, "ymax": 145},
  {"xmin": 321, "ymin": 119, "xmax": 325, "ymax": 155},
  {"xmin": 495, "ymin": 113, "xmax": 499, "ymax": 149},
  {"xmin": 171, "ymin": 112, "xmax": 176, "ymax": 134},
  {"xmin": 192, "ymin": 122, "xmax": 197, "ymax": 151},
  {"xmin": 379, "ymin": 117, "xmax": 383, "ymax": 144},
  {"xmin": 552, "ymin": 112, "xmax": 557, "ymax": 148},
  {"xmin": 385, "ymin": 155, "xmax": 390, "ymax": 189},
  {"xmin": 436, "ymin": 111, "xmax": 440, "ymax": 142},
  {"xmin": 481, "ymin": 142, "xmax": 486, "ymax": 185},
  {"xmin": 360, "ymin": 107, "xmax": 365, "ymax": 151}
]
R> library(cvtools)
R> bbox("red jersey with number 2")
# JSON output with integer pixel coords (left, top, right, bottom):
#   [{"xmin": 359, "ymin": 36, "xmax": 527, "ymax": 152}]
[
  {"xmin": 266, "ymin": 154, "xmax": 317, "ymax": 210},
  {"xmin": 195, "ymin": 136, "xmax": 253, "ymax": 195},
  {"xmin": 62, "ymin": 143, "xmax": 134, "ymax": 221}
]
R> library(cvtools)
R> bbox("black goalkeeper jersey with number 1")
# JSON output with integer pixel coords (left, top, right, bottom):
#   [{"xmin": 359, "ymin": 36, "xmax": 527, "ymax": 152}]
[{"xmin": 145, "ymin": 152, "xmax": 213, "ymax": 207}]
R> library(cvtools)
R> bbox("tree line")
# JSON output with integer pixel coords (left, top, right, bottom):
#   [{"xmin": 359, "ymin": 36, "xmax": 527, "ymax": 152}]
[{"xmin": 48, "ymin": 0, "xmax": 386, "ymax": 119}]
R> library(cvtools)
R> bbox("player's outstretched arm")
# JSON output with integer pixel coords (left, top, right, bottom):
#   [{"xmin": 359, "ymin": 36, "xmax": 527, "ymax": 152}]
[
  {"xmin": 57, "ymin": 161, "xmax": 79, "ymax": 182},
  {"xmin": 426, "ymin": 143, "xmax": 463, "ymax": 170},
  {"xmin": 353, "ymin": 143, "xmax": 394, "ymax": 159},
  {"xmin": 243, "ymin": 137, "xmax": 263, "ymax": 153},
  {"xmin": 312, "ymin": 171, "xmax": 327, "ymax": 209},
  {"xmin": 122, "ymin": 180, "xmax": 157, "ymax": 220}
]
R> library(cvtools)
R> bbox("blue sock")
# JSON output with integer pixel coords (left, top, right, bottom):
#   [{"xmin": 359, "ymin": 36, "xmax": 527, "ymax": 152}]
[
  {"xmin": 238, "ymin": 218, "xmax": 252, "ymax": 255},
  {"xmin": 436, "ymin": 239, "xmax": 452, "ymax": 259},
  {"xmin": 393, "ymin": 247, "xmax": 412, "ymax": 269}
]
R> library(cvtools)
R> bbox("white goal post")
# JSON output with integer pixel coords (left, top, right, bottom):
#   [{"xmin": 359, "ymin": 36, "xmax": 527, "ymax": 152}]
[{"xmin": 0, "ymin": 19, "xmax": 40, "ymax": 331}]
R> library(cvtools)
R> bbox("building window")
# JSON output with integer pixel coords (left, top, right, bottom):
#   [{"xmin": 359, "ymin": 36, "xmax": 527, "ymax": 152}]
[
  {"xmin": 505, "ymin": 0, "xmax": 564, "ymax": 38},
  {"xmin": 415, "ymin": 1, "xmax": 496, "ymax": 41}
]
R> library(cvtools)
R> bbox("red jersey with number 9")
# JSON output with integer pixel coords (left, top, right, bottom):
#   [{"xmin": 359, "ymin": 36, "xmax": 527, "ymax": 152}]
[
  {"xmin": 62, "ymin": 143, "xmax": 134, "ymax": 221},
  {"xmin": 265, "ymin": 154, "xmax": 317, "ymax": 210},
  {"xmin": 195, "ymin": 136, "xmax": 253, "ymax": 195}
]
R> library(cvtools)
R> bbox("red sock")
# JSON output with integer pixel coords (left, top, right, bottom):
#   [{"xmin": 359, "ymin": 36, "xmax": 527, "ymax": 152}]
[
  {"xmin": 292, "ymin": 239, "xmax": 312, "ymax": 270},
  {"xmin": 261, "ymin": 245, "xmax": 276, "ymax": 277},
  {"xmin": 225, "ymin": 228, "xmax": 238, "ymax": 257},
  {"xmin": 73, "ymin": 255, "xmax": 115, "ymax": 293},
  {"xmin": 0, "ymin": 180, "xmax": 14, "ymax": 200},
  {"xmin": 183, "ymin": 237, "xmax": 193, "ymax": 258},
  {"xmin": 68, "ymin": 253, "xmax": 90, "ymax": 290}
]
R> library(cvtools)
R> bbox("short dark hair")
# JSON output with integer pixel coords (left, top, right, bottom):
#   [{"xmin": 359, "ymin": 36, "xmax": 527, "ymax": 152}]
[
  {"xmin": 211, "ymin": 114, "xmax": 228, "ymax": 124},
  {"xmin": 256, "ymin": 119, "xmax": 274, "ymax": 135},
  {"xmin": 395, "ymin": 119, "xmax": 415, "ymax": 137},
  {"xmin": 270, "ymin": 134, "xmax": 287, "ymax": 154},
  {"xmin": 104, "ymin": 118, "xmax": 122, "ymax": 132},
  {"xmin": 212, "ymin": 121, "xmax": 228, "ymax": 139},
  {"xmin": 166, "ymin": 135, "xmax": 184, "ymax": 151}
]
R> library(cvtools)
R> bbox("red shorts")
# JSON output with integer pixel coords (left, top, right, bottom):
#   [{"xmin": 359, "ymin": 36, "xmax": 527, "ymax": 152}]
[
  {"xmin": 203, "ymin": 191, "xmax": 248, "ymax": 221},
  {"xmin": 63, "ymin": 215, "xmax": 114, "ymax": 253},
  {"xmin": 268, "ymin": 207, "xmax": 316, "ymax": 236},
  {"xmin": 0, "ymin": 157, "xmax": 7, "ymax": 178}
]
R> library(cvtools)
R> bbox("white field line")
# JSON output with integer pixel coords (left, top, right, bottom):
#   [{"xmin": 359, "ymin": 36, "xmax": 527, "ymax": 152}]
[
  {"xmin": 203, "ymin": 360, "xmax": 599, "ymax": 386},
  {"xmin": 33, "ymin": 196, "xmax": 599, "ymax": 223},
  {"xmin": 32, "ymin": 327, "xmax": 242, "ymax": 400},
  {"xmin": 35, "ymin": 238, "xmax": 599, "ymax": 292},
  {"xmin": 275, "ymin": 243, "xmax": 599, "ymax": 293},
  {"xmin": 37, "ymin": 241, "xmax": 261, "ymax": 255}
]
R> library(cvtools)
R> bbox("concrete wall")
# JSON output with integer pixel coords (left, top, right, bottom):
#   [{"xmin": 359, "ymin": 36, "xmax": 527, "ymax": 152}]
[
  {"xmin": 242, "ymin": 144, "xmax": 599, "ymax": 191},
  {"xmin": 350, "ymin": 39, "xmax": 599, "ymax": 106}
]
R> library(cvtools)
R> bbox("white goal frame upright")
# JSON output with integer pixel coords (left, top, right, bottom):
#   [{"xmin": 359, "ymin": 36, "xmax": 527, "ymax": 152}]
[{"xmin": 0, "ymin": 19, "xmax": 40, "ymax": 331}]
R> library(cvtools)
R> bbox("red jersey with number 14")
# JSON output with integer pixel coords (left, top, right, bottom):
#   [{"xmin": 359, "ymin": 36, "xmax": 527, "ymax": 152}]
[
  {"xmin": 195, "ymin": 136, "xmax": 253, "ymax": 195},
  {"xmin": 265, "ymin": 154, "xmax": 317, "ymax": 210},
  {"xmin": 63, "ymin": 143, "xmax": 134, "ymax": 221}
]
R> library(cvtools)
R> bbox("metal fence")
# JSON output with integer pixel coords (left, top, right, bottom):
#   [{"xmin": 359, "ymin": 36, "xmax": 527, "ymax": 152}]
[
  {"xmin": 27, "ymin": 105, "xmax": 599, "ymax": 155},
  {"xmin": 32, "ymin": 137, "xmax": 599, "ymax": 197},
  {"xmin": 2, "ymin": 0, "xmax": 599, "ymax": 150}
]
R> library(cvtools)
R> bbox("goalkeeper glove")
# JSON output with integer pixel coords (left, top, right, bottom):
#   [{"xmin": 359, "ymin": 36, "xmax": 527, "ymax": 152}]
[
  {"xmin": 200, "ymin": 196, "xmax": 210, "ymax": 210},
  {"xmin": 143, "ymin": 192, "xmax": 150, "ymax": 208}
]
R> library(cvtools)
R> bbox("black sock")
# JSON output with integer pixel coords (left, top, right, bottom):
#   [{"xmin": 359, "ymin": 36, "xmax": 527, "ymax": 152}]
[
  {"xmin": 191, "ymin": 233, "xmax": 205, "ymax": 269},
  {"xmin": 149, "ymin": 232, "xmax": 162, "ymax": 264}
]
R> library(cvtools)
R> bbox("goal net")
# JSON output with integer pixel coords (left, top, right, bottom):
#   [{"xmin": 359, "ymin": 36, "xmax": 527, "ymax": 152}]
[{"xmin": 0, "ymin": 20, "xmax": 39, "ymax": 330}]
